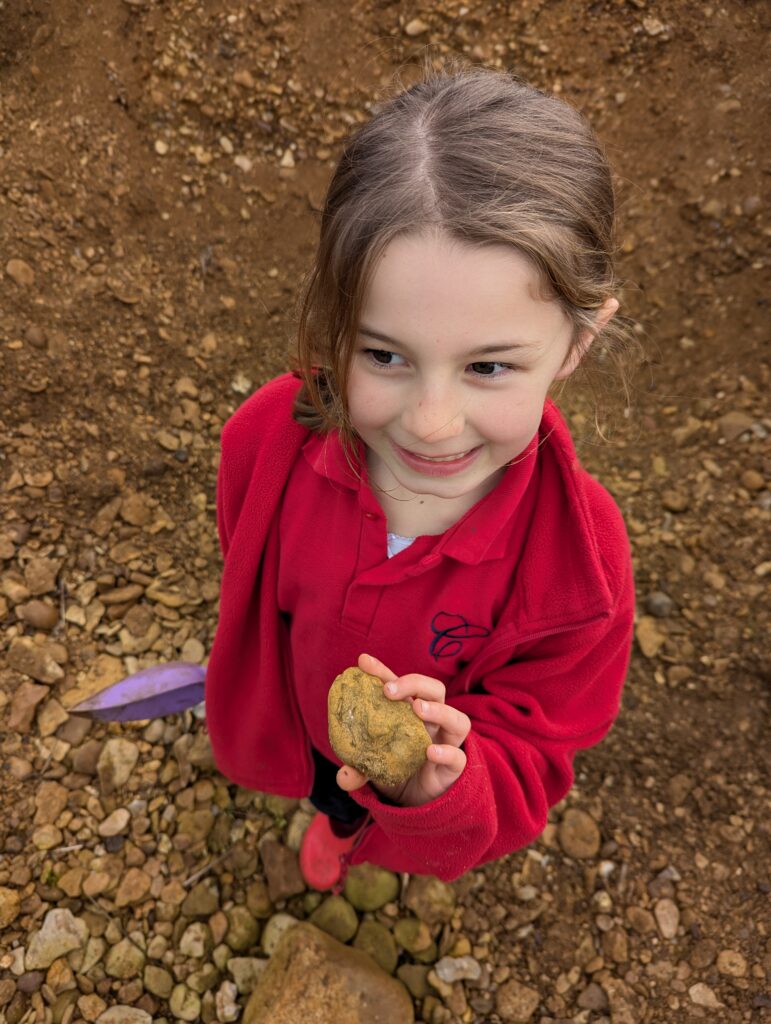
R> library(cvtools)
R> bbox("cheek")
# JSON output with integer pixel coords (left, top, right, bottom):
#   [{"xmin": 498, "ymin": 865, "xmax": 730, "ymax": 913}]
[{"xmin": 347, "ymin": 370, "xmax": 392, "ymax": 432}]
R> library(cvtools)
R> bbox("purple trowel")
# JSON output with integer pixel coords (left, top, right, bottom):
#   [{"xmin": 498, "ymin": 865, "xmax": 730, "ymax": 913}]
[{"xmin": 68, "ymin": 662, "xmax": 206, "ymax": 722}]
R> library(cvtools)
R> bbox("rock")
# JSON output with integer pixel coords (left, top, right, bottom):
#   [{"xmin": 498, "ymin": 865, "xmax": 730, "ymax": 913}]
[
  {"xmin": 115, "ymin": 868, "xmax": 152, "ymax": 908},
  {"xmin": 6, "ymin": 258, "xmax": 35, "ymax": 286},
  {"xmin": 717, "ymin": 949, "xmax": 747, "ymax": 976},
  {"xmin": 558, "ymin": 808, "xmax": 601, "ymax": 859},
  {"xmin": 688, "ymin": 982, "xmax": 723, "ymax": 1008},
  {"xmin": 393, "ymin": 916, "xmax": 436, "ymax": 962},
  {"xmin": 144, "ymin": 965, "xmax": 174, "ymax": 998},
  {"xmin": 8, "ymin": 680, "xmax": 48, "ymax": 732},
  {"xmin": 403, "ymin": 875, "xmax": 456, "ymax": 924},
  {"xmin": 34, "ymin": 780, "xmax": 68, "ymax": 824},
  {"xmin": 495, "ymin": 978, "xmax": 540, "ymax": 1022},
  {"xmin": 169, "ymin": 983, "xmax": 201, "ymax": 1021},
  {"xmin": 661, "ymin": 488, "xmax": 689, "ymax": 512},
  {"xmin": 25, "ymin": 909, "xmax": 88, "ymax": 969},
  {"xmin": 104, "ymin": 938, "xmax": 145, "ymax": 979},
  {"xmin": 7, "ymin": 637, "xmax": 64, "ymax": 683},
  {"xmin": 228, "ymin": 957, "xmax": 269, "ymax": 995},
  {"xmin": 645, "ymin": 591, "xmax": 674, "ymax": 617},
  {"xmin": 0, "ymin": 887, "xmax": 21, "ymax": 928},
  {"xmin": 405, "ymin": 18, "xmax": 430, "ymax": 35},
  {"xmin": 577, "ymin": 982, "xmax": 608, "ymax": 1011},
  {"xmin": 259, "ymin": 836, "xmax": 305, "ymax": 902},
  {"xmin": 96, "ymin": 1008, "xmax": 152, "ymax": 1024},
  {"xmin": 654, "ymin": 897, "xmax": 680, "ymax": 938},
  {"xmin": 216, "ymin": 979, "xmax": 240, "ymax": 1022},
  {"xmin": 602, "ymin": 977, "xmax": 643, "ymax": 1023},
  {"xmin": 635, "ymin": 616, "xmax": 666, "ymax": 658},
  {"xmin": 353, "ymin": 919, "xmax": 398, "ymax": 974},
  {"xmin": 97, "ymin": 738, "xmax": 139, "ymax": 793},
  {"xmin": 718, "ymin": 410, "xmax": 754, "ymax": 441},
  {"xmin": 65, "ymin": 654, "xmax": 124, "ymax": 711},
  {"xmin": 309, "ymin": 895, "xmax": 359, "ymax": 943},
  {"xmin": 18, "ymin": 599, "xmax": 59, "ymax": 630},
  {"xmin": 24, "ymin": 556, "xmax": 60, "ymax": 595},
  {"xmin": 344, "ymin": 863, "xmax": 400, "ymax": 911},
  {"xmin": 261, "ymin": 913, "xmax": 301, "ymax": 956},
  {"xmin": 328, "ymin": 666, "xmax": 430, "ymax": 787},
  {"xmin": 180, "ymin": 922, "xmax": 213, "ymax": 959},
  {"xmin": 98, "ymin": 808, "xmax": 131, "ymax": 837},
  {"xmin": 225, "ymin": 906, "xmax": 260, "ymax": 953},
  {"xmin": 626, "ymin": 906, "xmax": 657, "ymax": 934},
  {"xmin": 397, "ymin": 963, "xmax": 431, "ymax": 999},
  {"xmin": 182, "ymin": 879, "xmax": 220, "ymax": 918},
  {"xmin": 434, "ymin": 955, "xmax": 482, "ymax": 983},
  {"xmin": 243, "ymin": 922, "xmax": 414, "ymax": 1023}
]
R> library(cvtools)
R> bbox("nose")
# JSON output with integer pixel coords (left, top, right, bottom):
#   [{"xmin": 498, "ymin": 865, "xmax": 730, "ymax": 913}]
[{"xmin": 400, "ymin": 380, "xmax": 466, "ymax": 446}]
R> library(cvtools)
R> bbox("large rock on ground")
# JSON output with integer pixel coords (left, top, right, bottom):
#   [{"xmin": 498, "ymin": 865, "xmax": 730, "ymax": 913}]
[
  {"xmin": 243, "ymin": 922, "xmax": 414, "ymax": 1024},
  {"xmin": 328, "ymin": 667, "xmax": 430, "ymax": 787}
]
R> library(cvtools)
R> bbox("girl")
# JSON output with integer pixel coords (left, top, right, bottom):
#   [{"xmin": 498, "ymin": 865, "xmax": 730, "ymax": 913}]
[{"xmin": 205, "ymin": 66, "xmax": 635, "ymax": 889}]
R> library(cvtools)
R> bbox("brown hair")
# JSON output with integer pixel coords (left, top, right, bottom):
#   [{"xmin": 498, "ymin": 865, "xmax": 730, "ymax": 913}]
[{"xmin": 291, "ymin": 63, "xmax": 633, "ymax": 446}]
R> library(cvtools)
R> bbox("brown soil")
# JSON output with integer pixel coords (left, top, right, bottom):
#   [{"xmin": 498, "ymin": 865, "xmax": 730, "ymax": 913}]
[{"xmin": 1, "ymin": 2, "xmax": 769, "ymax": 1023}]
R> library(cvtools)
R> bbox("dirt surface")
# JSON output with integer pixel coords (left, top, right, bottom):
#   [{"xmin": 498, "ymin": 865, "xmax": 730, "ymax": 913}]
[{"xmin": 1, "ymin": 2, "xmax": 769, "ymax": 1023}]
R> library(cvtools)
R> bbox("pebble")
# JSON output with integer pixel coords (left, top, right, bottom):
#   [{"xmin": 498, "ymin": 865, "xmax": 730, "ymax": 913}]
[
  {"xmin": 654, "ymin": 897, "xmax": 679, "ymax": 938},
  {"xmin": 558, "ymin": 808, "xmax": 601, "ymax": 859},
  {"xmin": 154, "ymin": 140, "xmax": 169, "ymax": 155},
  {"xmin": 404, "ymin": 18, "xmax": 430, "ymax": 36},
  {"xmin": 98, "ymin": 809, "xmax": 131, "ymax": 837},
  {"xmin": 716, "ymin": 948, "xmax": 747, "ymax": 976},
  {"xmin": 25, "ymin": 909, "xmax": 88, "ymax": 969},
  {"xmin": 495, "ymin": 978, "xmax": 540, "ymax": 1022},
  {"xmin": 344, "ymin": 863, "xmax": 400, "ymax": 912},
  {"xmin": 635, "ymin": 616, "xmax": 666, "ymax": 658},
  {"xmin": 434, "ymin": 955, "xmax": 482, "ymax": 983},
  {"xmin": 645, "ymin": 591, "xmax": 674, "ymax": 617},
  {"xmin": 0, "ymin": 887, "xmax": 21, "ymax": 928},
  {"xmin": 688, "ymin": 982, "xmax": 723, "ymax": 1008},
  {"xmin": 6, "ymin": 257, "xmax": 35, "ymax": 286}
]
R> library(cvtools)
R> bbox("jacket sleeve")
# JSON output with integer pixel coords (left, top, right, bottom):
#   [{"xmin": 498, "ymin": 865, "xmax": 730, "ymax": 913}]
[{"xmin": 351, "ymin": 558, "xmax": 635, "ymax": 880}]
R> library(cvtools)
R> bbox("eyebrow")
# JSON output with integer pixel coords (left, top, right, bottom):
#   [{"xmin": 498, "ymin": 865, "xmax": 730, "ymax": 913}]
[{"xmin": 358, "ymin": 325, "xmax": 537, "ymax": 356}]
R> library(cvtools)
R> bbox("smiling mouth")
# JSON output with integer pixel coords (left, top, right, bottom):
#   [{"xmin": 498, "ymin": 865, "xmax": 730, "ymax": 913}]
[{"xmin": 406, "ymin": 448, "xmax": 477, "ymax": 462}]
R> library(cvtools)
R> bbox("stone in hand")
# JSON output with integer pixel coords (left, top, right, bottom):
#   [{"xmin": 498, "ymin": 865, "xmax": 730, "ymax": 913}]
[{"xmin": 328, "ymin": 667, "xmax": 431, "ymax": 788}]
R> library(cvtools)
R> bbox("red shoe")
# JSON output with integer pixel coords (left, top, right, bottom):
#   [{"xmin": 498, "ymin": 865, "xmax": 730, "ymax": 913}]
[{"xmin": 299, "ymin": 813, "xmax": 366, "ymax": 891}]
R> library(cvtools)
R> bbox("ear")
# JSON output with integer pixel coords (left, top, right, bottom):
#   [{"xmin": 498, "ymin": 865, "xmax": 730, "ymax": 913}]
[{"xmin": 553, "ymin": 297, "xmax": 619, "ymax": 381}]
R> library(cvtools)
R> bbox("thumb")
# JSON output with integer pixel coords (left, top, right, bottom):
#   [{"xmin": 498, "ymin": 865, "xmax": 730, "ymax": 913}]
[{"xmin": 336, "ymin": 764, "xmax": 368, "ymax": 792}]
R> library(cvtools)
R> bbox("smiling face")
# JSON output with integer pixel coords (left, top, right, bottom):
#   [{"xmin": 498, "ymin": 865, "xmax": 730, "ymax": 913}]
[{"xmin": 346, "ymin": 231, "xmax": 614, "ymax": 524}]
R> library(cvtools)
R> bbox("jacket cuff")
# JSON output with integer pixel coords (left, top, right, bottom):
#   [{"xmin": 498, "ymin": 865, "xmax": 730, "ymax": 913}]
[{"xmin": 349, "ymin": 732, "xmax": 495, "ymax": 840}]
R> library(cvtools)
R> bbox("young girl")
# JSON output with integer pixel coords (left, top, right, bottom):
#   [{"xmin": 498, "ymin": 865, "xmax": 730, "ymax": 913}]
[{"xmin": 205, "ymin": 66, "xmax": 635, "ymax": 889}]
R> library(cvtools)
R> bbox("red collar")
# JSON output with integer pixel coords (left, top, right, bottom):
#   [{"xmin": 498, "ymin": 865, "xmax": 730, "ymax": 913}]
[{"xmin": 302, "ymin": 428, "xmax": 539, "ymax": 566}]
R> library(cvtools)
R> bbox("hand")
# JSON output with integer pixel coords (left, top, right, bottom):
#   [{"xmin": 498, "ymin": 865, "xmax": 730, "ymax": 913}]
[{"xmin": 336, "ymin": 652, "xmax": 471, "ymax": 807}]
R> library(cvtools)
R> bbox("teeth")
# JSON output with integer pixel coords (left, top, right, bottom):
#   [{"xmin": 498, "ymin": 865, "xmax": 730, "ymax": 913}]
[{"xmin": 414, "ymin": 449, "xmax": 472, "ymax": 462}]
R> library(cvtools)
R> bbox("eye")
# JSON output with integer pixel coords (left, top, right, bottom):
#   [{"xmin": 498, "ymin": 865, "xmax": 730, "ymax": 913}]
[
  {"xmin": 468, "ymin": 361, "xmax": 516, "ymax": 378},
  {"xmin": 363, "ymin": 348, "xmax": 406, "ymax": 369}
]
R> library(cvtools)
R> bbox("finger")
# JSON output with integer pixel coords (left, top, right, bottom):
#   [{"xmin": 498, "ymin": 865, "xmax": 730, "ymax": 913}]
[
  {"xmin": 426, "ymin": 743, "xmax": 467, "ymax": 776},
  {"xmin": 359, "ymin": 652, "xmax": 398, "ymax": 683},
  {"xmin": 385, "ymin": 673, "xmax": 446, "ymax": 704},
  {"xmin": 413, "ymin": 700, "xmax": 471, "ymax": 748},
  {"xmin": 336, "ymin": 764, "xmax": 368, "ymax": 792}
]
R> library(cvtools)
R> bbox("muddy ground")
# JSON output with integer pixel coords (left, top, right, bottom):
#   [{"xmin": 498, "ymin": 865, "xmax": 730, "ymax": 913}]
[{"xmin": 0, "ymin": 1, "xmax": 769, "ymax": 1022}]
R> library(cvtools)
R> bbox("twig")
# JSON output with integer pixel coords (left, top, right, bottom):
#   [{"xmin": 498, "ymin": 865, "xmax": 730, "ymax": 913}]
[{"xmin": 182, "ymin": 850, "xmax": 230, "ymax": 888}]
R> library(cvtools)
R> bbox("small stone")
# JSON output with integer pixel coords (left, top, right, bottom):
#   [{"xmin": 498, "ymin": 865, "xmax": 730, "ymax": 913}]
[
  {"xmin": 6, "ymin": 258, "xmax": 35, "ymax": 286},
  {"xmin": 740, "ymin": 469, "xmax": 765, "ymax": 490},
  {"xmin": 353, "ymin": 919, "xmax": 399, "ymax": 974},
  {"xmin": 216, "ymin": 979, "xmax": 240, "ymax": 1022},
  {"xmin": 635, "ymin": 616, "xmax": 666, "ymax": 658},
  {"xmin": 495, "ymin": 978, "xmax": 540, "ymax": 1022},
  {"xmin": 18, "ymin": 599, "xmax": 59, "ymax": 630},
  {"xmin": 662, "ymin": 488, "xmax": 689, "ymax": 512},
  {"xmin": 169, "ymin": 983, "xmax": 201, "ymax": 1021},
  {"xmin": 115, "ymin": 868, "xmax": 152, "ymax": 908},
  {"xmin": 98, "ymin": 808, "xmax": 131, "ymax": 837},
  {"xmin": 104, "ymin": 938, "xmax": 145, "ymax": 979},
  {"xmin": 261, "ymin": 913, "xmax": 301, "ymax": 956},
  {"xmin": 309, "ymin": 895, "xmax": 359, "ymax": 943},
  {"xmin": 434, "ymin": 955, "xmax": 482, "ymax": 983},
  {"xmin": 144, "ymin": 965, "xmax": 174, "ymax": 999},
  {"xmin": 645, "ymin": 591, "xmax": 674, "ymax": 617},
  {"xmin": 718, "ymin": 411, "xmax": 754, "ymax": 441},
  {"xmin": 558, "ymin": 808, "xmax": 601, "ymax": 859},
  {"xmin": 403, "ymin": 875, "xmax": 456, "ymax": 925},
  {"xmin": 0, "ymin": 887, "xmax": 21, "ymax": 928},
  {"xmin": 404, "ymin": 17, "xmax": 430, "ymax": 35},
  {"xmin": 9, "ymin": 680, "xmax": 48, "ymax": 732},
  {"xmin": 328, "ymin": 666, "xmax": 430, "ymax": 787},
  {"xmin": 717, "ymin": 949, "xmax": 747, "ymax": 976},
  {"xmin": 626, "ymin": 906, "xmax": 657, "ymax": 934},
  {"xmin": 225, "ymin": 905, "xmax": 259, "ymax": 953},
  {"xmin": 689, "ymin": 982, "xmax": 723, "ymax": 1008},
  {"xmin": 96, "ymin": 1008, "xmax": 152, "ymax": 1024},
  {"xmin": 259, "ymin": 837, "xmax": 305, "ymax": 902},
  {"xmin": 179, "ymin": 922, "xmax": 213, "ymax": 959},
  {"xmin": 228, "ymin": 957, "xmax": 269, "ymax": 995},
  {"xmin": 25, "ymin": 909, "xmax": 88, "ymax": 969},
  {"xmin": 654, "ymin": 897, "xmax": 679, "ymax": 938},
  {"xmin": 397, "ymin": 963, "xmax": 431, "ymax": 999},
  {"xmin": 577, "ymin": 982, "xmax": 608, "ymax": 1011},
  {"xmin": 97, "ymin": 738, "xmax": 140, "ymax": 793},
  {"xmin": 7, "ymin": 637, "xmax": 64, "ymax": 683},
  {"xmin": 344, "ymin": 863, "xmax": 400, "ymax": 911},
  {"xmin": 154, "ymin": 140, "xmax": 169, "ymax": 155}
]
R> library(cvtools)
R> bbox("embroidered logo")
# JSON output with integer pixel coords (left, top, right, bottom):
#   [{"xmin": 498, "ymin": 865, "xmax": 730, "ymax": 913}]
[{"xmin": 429, "ymin": 612, "xmax": 491, "ymax": 660}]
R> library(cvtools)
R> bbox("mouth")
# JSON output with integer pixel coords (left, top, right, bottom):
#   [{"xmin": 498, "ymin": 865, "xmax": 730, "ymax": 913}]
[{"xmin": 391, "ymin": 441, "xmax": 483, "ymax": 476}]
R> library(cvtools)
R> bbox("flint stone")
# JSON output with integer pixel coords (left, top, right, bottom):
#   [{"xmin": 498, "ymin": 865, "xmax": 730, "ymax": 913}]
[
  {"xmin": 243, "ymin": 922, "xmax": 414, "ymax": 1024},
  {"xmin": 328, "ymin": 667, "xmax": 430, "ymax": 787}
]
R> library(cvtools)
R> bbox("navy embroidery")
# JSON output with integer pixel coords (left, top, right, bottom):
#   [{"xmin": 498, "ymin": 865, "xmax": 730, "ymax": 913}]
[{"xmin": 429, "ymin": 611, "xmax": 491, "ymax": 660}]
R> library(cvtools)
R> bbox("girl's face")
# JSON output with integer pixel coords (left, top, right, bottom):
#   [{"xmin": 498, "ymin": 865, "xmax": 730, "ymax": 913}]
[{"xmin": 347, "ymin": 231, "xmax": 615, "ymax": 512}]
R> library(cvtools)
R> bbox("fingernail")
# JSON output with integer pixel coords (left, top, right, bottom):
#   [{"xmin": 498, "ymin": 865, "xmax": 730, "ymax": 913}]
[
  {"xmin": 386, "ymin": 683, "xmax": 398, "ymax": 695},
  {"xmin": 419, "ymin": 700, "xmax": 428, "ymax": 713}
]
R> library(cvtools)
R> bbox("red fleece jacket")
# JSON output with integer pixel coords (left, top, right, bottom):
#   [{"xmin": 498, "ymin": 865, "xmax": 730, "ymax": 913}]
[{"xmin": 206, "ymin": 373, "xmax": 635, "ymax": 880}]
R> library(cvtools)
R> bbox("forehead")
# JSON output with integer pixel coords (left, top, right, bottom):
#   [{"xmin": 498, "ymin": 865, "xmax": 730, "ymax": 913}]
[{"xmin": 361, "ymin": 232, "xmax": 569, "ymax": 347}]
